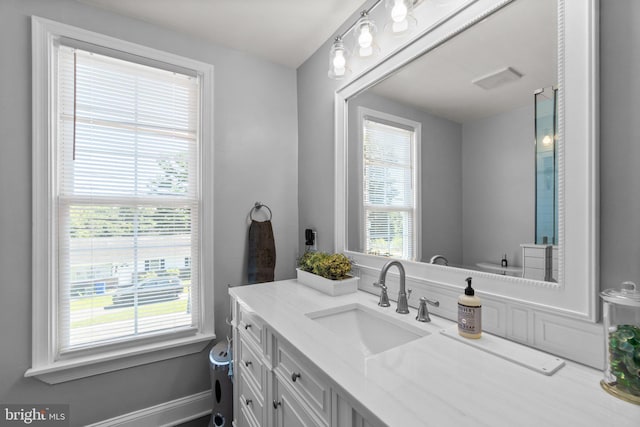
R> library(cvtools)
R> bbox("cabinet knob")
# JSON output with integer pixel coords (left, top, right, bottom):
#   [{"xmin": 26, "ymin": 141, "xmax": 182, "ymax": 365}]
[
  {"xmin": 272, "ymin": 400, "xmax": 282, "ymax": 409},
  {"xmin": 245, "ymin": 398, "xmax": 252, "ymax": 406},
  {"xmin": 291, "ymin": 372, "xmax": 301, "ymax": 382},
  {"xmin": 244, "ymin": 324, "xmax": 252, "ymax": 330},
  {"xmin": 243, "ymin": 360, "xmax": 252, "ymax": 367}
]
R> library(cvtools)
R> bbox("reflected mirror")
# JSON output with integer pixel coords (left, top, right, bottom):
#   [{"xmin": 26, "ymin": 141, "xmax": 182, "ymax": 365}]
[{"xmin": 346, "ymin": 0, "xmax": 558, "ymax": 282}]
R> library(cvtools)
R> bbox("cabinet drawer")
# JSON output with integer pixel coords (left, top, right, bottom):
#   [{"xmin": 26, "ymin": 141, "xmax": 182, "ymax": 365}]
[
  {"xmin": 238, "ymin": 305, "xmax": 265, "ymax": 350},
  {"xmin": 274, "ymin": 339, "xmax": 330, "ymax": 423},
  {"xmin": 523, "ymin": 256, "xmax": 548, "ymax": 269},
  {"xmin": 238, "ymin": 369, "xmax": 265, "ymax": 426},
  {"xmin": 522, "ymin": 246, "xmax": 549, "ymax": 258},
  {"xmin": 238, "ymin": 336, "xmax": 267, "ymax": 397},
  {"xmin": 523, "ymin": 267, "xmax": 547, "ymax": 281}
]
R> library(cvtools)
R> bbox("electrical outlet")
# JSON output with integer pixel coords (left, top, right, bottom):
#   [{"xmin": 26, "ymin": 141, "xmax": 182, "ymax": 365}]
[{"xmin": 305, "ymin": 228, "xmax": 317, "ymax": 251}]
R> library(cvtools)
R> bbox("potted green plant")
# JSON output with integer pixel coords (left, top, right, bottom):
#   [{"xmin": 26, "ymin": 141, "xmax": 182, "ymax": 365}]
[{"xmin": 296, "ymin": 251, "xmax": 359, "ymax": 295}]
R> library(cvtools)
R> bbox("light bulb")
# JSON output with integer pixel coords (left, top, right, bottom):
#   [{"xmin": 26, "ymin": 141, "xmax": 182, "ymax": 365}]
[
  {"xmin": 333, "ymin": 50, "xmax": 346, "ymax": 69},
  {"xmin": 358, "ymin": 26, "xmax": 373, "ymax": 49},
  {"xmin": 332, "ymin": 50, "xmax": 346, "ymax": 76},
  {"xmin": 391, "ymin": 0, "xmax": 408, "ymax": 23}
]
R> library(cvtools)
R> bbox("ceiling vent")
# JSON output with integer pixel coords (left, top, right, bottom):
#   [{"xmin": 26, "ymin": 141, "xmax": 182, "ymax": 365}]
[{"xmin": 472, "ymin": 67, "xmax": 523, "ymax": 90}]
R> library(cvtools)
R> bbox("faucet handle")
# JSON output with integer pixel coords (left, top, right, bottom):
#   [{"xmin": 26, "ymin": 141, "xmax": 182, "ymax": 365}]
[
  {"xmin": 416, "ymin": 297, "xmax": 440, "ymax": 322},
  {"xmin": 373, "ymin": 282, "xmax": 390, "ymax": 307}
]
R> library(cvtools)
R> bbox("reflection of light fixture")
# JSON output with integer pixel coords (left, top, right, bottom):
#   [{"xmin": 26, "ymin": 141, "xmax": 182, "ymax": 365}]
[
  {"xmin": 385, "ymin": 0, "xmax": 417, "ymax": 35},
  {"xmin": 354, "ymin": 11, "xmax": 379, "ymax": 58},
  {"xmin": 328, "ymin": 37, "xmax": 349, "ymax": 79},
  {"xmin": 542, "ymin": 133, "xmax": 553, "ymax": 146}
]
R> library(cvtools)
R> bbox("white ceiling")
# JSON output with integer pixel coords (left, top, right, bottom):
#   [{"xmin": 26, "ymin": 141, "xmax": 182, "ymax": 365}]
[
  {"xmin": 77, "ymin": 0, "xmax": 368, "ymax": 68},
  {"xmin": 368, "ymin": 0, "xmax": 557, "ymax": 123},
  {"xmin": 77, "ymin": 0, "xmax": 556, "ymax": 122}
]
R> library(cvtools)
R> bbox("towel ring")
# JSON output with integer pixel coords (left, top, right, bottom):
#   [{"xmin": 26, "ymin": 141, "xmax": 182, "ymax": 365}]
[{"xmin": 250, "ymin": 202, "xmax": 272, "ymax": 221}]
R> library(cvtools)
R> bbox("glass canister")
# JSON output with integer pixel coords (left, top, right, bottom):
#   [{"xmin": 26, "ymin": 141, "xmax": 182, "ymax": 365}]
[{"xmin": 600, "ymin": 281, "xmax": 640, "ymax": 404}]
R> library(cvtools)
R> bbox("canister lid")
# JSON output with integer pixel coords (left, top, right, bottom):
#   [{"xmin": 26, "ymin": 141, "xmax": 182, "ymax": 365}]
[
  {"xmin": 600, "ymin": 281, "xmax": 640, "ymax": 307},
  {"xmin": 209, "ymin": 341, "xmax": 231, "ymax": 365}
]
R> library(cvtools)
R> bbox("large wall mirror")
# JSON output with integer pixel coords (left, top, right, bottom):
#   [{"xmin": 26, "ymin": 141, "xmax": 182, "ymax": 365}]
[{"xmin": 335, "ymin": 0, "xmax": 598, "ymax": 321}]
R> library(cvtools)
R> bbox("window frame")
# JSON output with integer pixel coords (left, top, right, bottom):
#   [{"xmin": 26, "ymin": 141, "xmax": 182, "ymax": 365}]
[
  {"xmin": 28, "ymin": 16, "xmax": 215, "ymax": 384},
  {"xmin": 357, "ymin": 107, "xmax": 422, "ymax": 262}
]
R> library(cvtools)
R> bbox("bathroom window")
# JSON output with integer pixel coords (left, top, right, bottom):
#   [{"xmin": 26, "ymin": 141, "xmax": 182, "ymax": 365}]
[
  {"xmin": 359, "ymin": 108, "xmax": 421, "ymax": 261},
  {"xmin": 144, "ymin": 259, "xmax": 166, "ymax": 272},
  {"xmin": 30, "ymin": 18, "xmax": 214, "ymax": 383}
]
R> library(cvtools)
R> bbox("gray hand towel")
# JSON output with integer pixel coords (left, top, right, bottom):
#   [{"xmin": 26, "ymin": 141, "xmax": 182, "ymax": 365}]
[{"xmin": 248, "ymin": 220, "xmax": 276, "ymax": 284}]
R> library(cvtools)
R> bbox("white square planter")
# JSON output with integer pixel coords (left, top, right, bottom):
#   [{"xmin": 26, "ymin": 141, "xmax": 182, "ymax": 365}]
[{"xmin": 296, "ymin": 268, "xmax": 359, "ymax": 296}]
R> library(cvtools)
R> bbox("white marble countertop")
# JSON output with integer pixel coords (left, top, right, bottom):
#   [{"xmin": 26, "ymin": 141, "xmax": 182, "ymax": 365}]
[{"xmin": 229, "ymin": 280, "xmax": 640, "ymax": 427}]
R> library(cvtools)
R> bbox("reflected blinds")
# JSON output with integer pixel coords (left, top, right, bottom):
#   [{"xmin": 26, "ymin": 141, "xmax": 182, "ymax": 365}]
[
  {"xmin": 56, "ymin": 45, "xmax": 201, "ymax": 351},
  {"xmin": 362, "ymin": 118, "xmax": 416, "ymax": 260}
]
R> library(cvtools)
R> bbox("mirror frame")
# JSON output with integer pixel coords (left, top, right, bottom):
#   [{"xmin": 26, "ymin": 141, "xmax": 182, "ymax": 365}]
[{"xmin": 334, "ymin": 0, "xmax": 598, "ymax": 321}]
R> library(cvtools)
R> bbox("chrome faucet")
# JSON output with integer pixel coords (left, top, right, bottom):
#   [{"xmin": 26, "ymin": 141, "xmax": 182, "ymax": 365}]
[
  {"xmin": 376, "ymin": 260, "xmax": 411, "ymax": 314},
  {"xmin": 430, "ymin": 254, "xmax": 448, "ymax": 266}
]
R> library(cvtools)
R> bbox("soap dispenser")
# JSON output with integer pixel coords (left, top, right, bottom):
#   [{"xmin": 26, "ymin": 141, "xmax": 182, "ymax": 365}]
[
  {"xmin": 501, "ymin": 254, "xmax": 508, "ymax": 268},
  {"xmin": 458, "ymin": 277, "xmax": 482, "ymax": 339}
]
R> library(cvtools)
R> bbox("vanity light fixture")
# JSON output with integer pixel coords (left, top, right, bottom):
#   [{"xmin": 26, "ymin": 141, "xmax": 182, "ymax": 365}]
[{"xmin": 327, "ymin": 0, "xmax": 423, "ymax": 80}]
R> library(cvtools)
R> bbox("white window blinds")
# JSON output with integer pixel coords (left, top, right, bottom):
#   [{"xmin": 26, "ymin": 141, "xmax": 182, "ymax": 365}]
[
  {"xmin": 56, "ymin": 45, "xmax": 201, "ymax": 352},
  {"xmin": 362, "ymin": 117, "xmax": 417, "ymax": 260}
]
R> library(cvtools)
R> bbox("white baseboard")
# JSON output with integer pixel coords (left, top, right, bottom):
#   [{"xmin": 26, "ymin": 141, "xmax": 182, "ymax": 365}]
[{"xmin": 86, "ymin": 390, "xmax": 212, "ymax": 427}]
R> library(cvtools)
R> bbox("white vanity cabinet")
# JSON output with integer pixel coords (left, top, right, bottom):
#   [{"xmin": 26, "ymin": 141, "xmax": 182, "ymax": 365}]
[{"xmin": 231, "ymin": 297, "xmax": 381, "ymax": 427}]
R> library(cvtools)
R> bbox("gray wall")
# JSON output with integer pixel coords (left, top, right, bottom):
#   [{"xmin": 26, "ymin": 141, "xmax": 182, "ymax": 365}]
[
  {"xmin": 462, "ymin": 104, "xmax": 534, "ymax": 268},
  {"xmin": 346, "ymin": 91, "xmax": 462, "ymax": 264},
  {"xmin": 600, "ymin": 0, "xmax": 640, "ymax": 289},
  {"xmin": 0, "ymin": 0, "xmax": 298, "ymax": 425},
  {"xmin": 298, "ymin": 0, "xmax": 640, "ymax": 291}
]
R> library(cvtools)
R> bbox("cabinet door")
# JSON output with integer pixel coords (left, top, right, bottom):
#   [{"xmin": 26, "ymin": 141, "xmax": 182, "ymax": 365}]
[
  {"xmin": 274, "ymin": 337, "xmax": 330, "ymax": 423},
  {"xmin": 272, "ymin": 375, "xmax": 325, "ymax": 427}
]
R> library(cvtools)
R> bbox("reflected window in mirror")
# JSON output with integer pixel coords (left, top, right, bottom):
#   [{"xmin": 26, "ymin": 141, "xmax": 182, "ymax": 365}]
[{"xmin": 358, "ymin": 107, "xmax": 421, "ymax": 261}]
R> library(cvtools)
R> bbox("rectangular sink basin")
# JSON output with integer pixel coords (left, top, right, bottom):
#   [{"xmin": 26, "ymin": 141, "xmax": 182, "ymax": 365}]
[{"xmin": 306, "ymin": 303, "xmax": 429, "ymax": 357}]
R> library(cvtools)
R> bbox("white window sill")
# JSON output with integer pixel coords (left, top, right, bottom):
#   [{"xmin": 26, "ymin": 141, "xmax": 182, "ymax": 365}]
[{"xmin": 25, "ymin": 332, "xmax": 215, "ymax": 384}]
